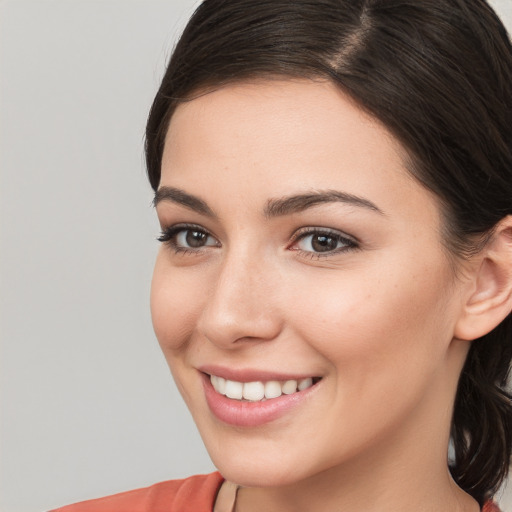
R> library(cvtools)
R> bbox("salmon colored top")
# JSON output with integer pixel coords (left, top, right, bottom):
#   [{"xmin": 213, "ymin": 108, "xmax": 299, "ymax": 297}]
[
  {"xmin": 50, "ymin": 473, "xmax": 224, "ymax": 512},
  {"xmin": 483, "ymin": 501, "xmax": 502, "ymax": 512},
  {"xmin": 50, "ymin": 472, "xmax": 502, "ymax": 512}
]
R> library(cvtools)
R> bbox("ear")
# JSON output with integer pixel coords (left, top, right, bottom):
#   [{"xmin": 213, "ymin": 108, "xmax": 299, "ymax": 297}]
[{"xmin": 454, "ymin": 216, "xmax": 512, "ymax": 341}]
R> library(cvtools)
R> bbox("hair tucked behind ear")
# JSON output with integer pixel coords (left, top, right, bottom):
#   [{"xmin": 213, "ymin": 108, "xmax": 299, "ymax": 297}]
[{"xmin": 145, "ymin": 0, "xmax": 512, "ymax": 504}]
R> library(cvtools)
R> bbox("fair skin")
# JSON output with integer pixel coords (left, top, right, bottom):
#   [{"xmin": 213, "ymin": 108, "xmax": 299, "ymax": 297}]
[{"xmin": 150, "ymin": 79, "xmax": 504, "ymax": 512}]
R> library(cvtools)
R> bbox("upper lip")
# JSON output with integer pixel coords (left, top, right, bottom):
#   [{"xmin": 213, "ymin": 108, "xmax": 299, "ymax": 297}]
[{"xmin": 198, "ymin": 364, "xmax": 319, "ymax": 383}]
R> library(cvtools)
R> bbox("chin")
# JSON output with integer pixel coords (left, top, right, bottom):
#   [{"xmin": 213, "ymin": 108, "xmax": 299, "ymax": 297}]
[
  {"xmin": 213, "ymin": 458, "xmax": 303, "ymax": 488},
  {"xmin": 202, "ymin": 434, "xmax": 327, "ymax": 488}
]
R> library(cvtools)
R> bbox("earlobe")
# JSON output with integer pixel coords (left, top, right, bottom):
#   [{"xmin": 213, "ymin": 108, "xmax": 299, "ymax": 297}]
[{"xmin": 454, "ymin": 216, "xmax": 512, "ymax": 341}]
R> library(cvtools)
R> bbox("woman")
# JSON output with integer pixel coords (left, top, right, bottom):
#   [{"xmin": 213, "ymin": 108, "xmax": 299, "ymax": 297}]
[{"xmin": 53, "ymin": 0, "xmax": 512, "ymax": 511}]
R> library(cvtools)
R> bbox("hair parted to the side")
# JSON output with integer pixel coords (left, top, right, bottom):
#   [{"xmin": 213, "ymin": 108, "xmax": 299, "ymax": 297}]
[{"xmin": 145, "ymin": 0, "xmax": 512, "ymax": 505}]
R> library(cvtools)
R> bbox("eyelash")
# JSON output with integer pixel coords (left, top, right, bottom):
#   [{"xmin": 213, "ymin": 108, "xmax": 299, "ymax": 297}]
[
  {"xmin": 157, "ymin": 224, "xmax": 359, "ymax": 258},
  {"xmin": 289, "ymin": 227, "xmax": 359, "ymax": 259},
  {"xmin": 157, "ymin": 223, "xmax": 218, "ymax": 255}
]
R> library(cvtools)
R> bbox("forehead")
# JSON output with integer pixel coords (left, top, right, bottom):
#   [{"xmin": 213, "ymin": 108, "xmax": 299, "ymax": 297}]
[
  {"xmin": 165, "ymin": 79, "xmax": 401, "ymax": 158},
  {"xmin": 160, "ymin": 79, "xmax": 436, "ymax": 223}
]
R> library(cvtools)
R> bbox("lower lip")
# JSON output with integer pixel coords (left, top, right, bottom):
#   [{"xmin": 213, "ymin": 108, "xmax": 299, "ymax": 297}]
[{"xmin": 202, "ymin": 373, "xmax": 319, "ymax": 427}]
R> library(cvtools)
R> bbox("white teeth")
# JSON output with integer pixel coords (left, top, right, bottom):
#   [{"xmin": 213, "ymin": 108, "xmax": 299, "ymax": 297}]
[
  {"xmin": 217, "ymin": 376, "xmax": 226, "ymax": 394},
  {"xmin": 209, "ymin": 374, "xmax": 317, "ymax": 401},
  {"xmin": 298, "ymin": 377, "xmax": 313, "ymax": 391},
  {"xmin": 242, "ymin": 381, "xmax": 265, "ymax": 401},
  {"xmin": 282, "ymin": 379, "xmax": 298, "ymax": 395},
  {"xmin": 264, "ymin": 381, "xmax": 282, "ymax": 399},
  {"xmin": 210, "ymin": 375, "xmax": 226, "ymax": 394},
  {"xmin": 225, "ymin": 380, "xmax": 243, "ymax": 399}
]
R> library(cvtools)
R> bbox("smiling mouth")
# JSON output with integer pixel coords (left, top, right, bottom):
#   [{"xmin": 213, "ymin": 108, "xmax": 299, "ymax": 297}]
[{"xmin": 209, "ymin": 374, "xmax": 322, "ymax": 402}]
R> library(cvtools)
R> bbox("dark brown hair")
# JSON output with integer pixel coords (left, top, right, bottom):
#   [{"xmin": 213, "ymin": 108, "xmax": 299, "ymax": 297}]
[{"xmin": 145, "ymin": 0, "xmax": 512, "ymax": 505}]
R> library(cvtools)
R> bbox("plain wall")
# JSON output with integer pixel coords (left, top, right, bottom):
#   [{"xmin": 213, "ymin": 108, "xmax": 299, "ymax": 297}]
[{"xmin": 1, "ymin": 1, "xmax": 511, "ymax": 511}]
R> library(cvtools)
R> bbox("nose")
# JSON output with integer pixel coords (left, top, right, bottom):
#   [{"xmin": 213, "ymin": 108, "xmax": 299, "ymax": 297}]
[{"xmin": 197, "ymin": 248, "xmax": 283, "ymax": 348}]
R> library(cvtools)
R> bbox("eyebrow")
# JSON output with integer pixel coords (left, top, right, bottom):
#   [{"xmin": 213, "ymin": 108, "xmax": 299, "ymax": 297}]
[
  {"xmin": 153, "ymin": 186, "xmax": 215, "ymax": 217},
  {"xmin": 153, "ymin": 186, "xmax": 384, "ymax": 218},
  {"xmin": 264, "ymin": 190, "xmax": 384, "ymax": 217}
]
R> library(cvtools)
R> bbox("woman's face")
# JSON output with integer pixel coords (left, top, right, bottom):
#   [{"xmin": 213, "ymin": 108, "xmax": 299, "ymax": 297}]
[{"xmin": 151, "ymin": 79, "xmax": 468, "ymax": 486}]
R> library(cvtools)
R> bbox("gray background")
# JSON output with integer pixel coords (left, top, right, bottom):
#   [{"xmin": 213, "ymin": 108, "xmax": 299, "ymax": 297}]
[{"xmin": 1, "ymin": 1, "xmax": 511, "ymax": 511}]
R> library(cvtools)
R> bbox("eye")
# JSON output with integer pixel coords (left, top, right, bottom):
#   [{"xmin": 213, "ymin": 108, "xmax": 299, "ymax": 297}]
[
  {"xmin": 290, "ymin": 228, "xmax": 358, "ymax": 256},
  {"xmin": 158, "ymin": 224, "xmax": 220, "ymax": 252},
  {"xmin": 175, "ymin": 229, "xmax": 216, "ymax": 248}
]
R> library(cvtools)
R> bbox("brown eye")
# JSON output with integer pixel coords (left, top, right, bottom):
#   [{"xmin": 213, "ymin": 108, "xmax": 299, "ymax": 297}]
[
  {"xmin": 174, "ymin": 228, "xmax": 219, "ymax": 249},
  {"xmin": 310, "ymin": 234, "xmax": 339, "ymax": 252},
  {"xmin": 292, "ymin": 229, "xmax": 357, "ymax": 255},
  {"xmin": 185, "ymin": 230, "xmax": 209, "ymax": 248},
  {"xmin": 158, "ymin": 225, "xmax": 220, "ymax": 252}
]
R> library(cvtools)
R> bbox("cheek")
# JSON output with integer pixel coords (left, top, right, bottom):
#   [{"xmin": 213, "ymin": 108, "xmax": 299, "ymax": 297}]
[
  {"xmin": 150, "ymin": 252, "xmax": 205, "ymax": 353},
  {"xmin": 284, "ymin": 259, "xmax": 458, "ymax": 446},
  {"xmin": 290, "ymin": 254, "xmax": 456, "ymax": 381}
]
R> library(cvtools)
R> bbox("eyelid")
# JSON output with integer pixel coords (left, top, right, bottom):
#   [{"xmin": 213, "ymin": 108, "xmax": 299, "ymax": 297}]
[
  {"xmin": 288, "ymin": 226, "xmax": 359, "ymax": 257},
  {"xmin": 290, "ymin": 226, "xmax": 359, "ymax": 244},
  {"xmin": 157, "ymin": 223, "xmax": 220, "ymax": 251}
]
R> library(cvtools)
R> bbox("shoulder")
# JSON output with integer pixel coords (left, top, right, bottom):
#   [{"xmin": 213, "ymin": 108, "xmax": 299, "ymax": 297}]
[
  {"xmin": 50, "ymin": 472, "xmax": 224, "ymax": 512},
  {"xmin": 482, "ymin": 500, "xmax": 502, "ymax": 512}
]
